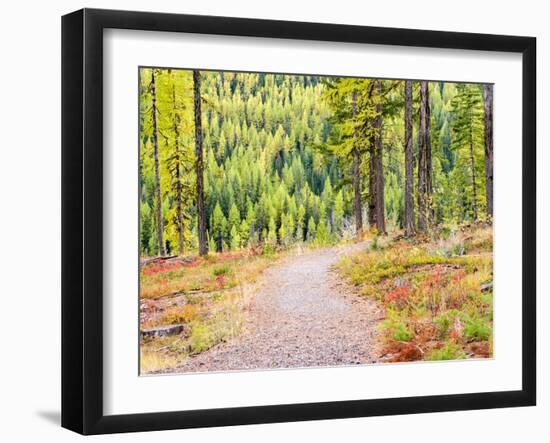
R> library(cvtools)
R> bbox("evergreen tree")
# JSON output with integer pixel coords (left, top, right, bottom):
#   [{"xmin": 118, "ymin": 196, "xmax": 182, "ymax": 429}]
[
  {"xmin": 240, "ymin": 218, "xmax": 251, "ymax": 247},
  {"xmin": 403, "ymin": 80, "xmax": 415, "ymax": 236},
  {"xmin": 193, "ymin": 70, "xmax": 208, "ymax": 255},
  {"xmin": 483, "ymin": 84, "xmax": 494, "ymax": 218},
  {"xmin": 267, "ymin": 217, "xmax": 277, "ymax": 245},
  {"xmin": 140, "ymin": 67, "xmax": 494, "ymax": 257},
  {"xmin": 211, "ymin": 202, "xmax": 226, "ymax": 252},
  {"xmin": 307, "ymin": 216, "xmax": 316, "ymax": 242},
  {"xmin": 228, "ymin": 203, "xmax": 241, "ymax": 234},
  {"xmin": 149, "ymin": 68, "xmax": 166, "ymax": 256},
  {"xmin": 333, "ymin": 190, "xmax": 345, "ymax": 235},
  {"xmin": 246, "ymin": 201, "xmax": 257, "ymax": 243},
  {"xmin": 418, "ymin": 80, "xmax": 433, "ymax": 231},
  {"xmin": 230, "ymin": 225, "xmax": 240, "ymax": 250},
  {"xmin": 451, "ymin": 84, "xmax": 485, "ymax": 221},
  {"xmin": 296, "ymin": 204, "xmax": 306, "ymax": 241}
]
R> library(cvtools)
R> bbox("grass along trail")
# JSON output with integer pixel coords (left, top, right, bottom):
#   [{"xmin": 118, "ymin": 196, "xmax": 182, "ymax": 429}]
[{"xmin": 164, "ymin": 241, "xmax": 383, "ymax": 373}]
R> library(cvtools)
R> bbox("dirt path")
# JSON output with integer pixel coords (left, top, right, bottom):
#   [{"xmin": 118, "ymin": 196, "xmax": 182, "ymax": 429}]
[{"xmin": 172, "ymin": 241, "xmax": 383, "ymax": 373}]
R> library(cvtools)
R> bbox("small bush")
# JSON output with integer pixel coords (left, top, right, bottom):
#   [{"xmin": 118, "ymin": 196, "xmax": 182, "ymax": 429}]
[
  {"xmin": 435, "ymin": 235, "xmax": 466, "ymax": 258},
  {"xmin": 393, "ymin": 322, "xmax": 414, "ymax": 342},
  {"xmin": 434, "ymin": 313, "xmax": 452, "ymax": 338},
  {"xmin": 212, "ymin": 265, "xmax": 231, "ymax": 277},
  {"xmin": 262, "ymin": 242, "xmax": 276, "ymax": 256},
  {"xmin": 385, "ymin": 282, "xmax": 412, "ymax": 307},
  {"xmin": 439, "ymin": 225, "xmax": 452, "ymax": 240},
  {"xmin": 382, "ymin": 311, "xmax": 414, "ymax": 342},
  {"xmin": 450, "ymin": 241, "xmax": 466, "ymax": 257},
  {"xmin": 189, "ymin": 325, "xmax": 215, "ymax": 354},
  {"xmin": 464, "ymin": 316, "xmax": 492, "ymax": 341},
  {"xmin": 434, "ymin": 310, "xmax": 465, "ymax": 339},
  {"xmin": 426, "ymin": 342, "xmax": 466, "ymax": 361},
  {"xmin": 158, "ymin": 304, "xmax": 199, "ymax": 325}
]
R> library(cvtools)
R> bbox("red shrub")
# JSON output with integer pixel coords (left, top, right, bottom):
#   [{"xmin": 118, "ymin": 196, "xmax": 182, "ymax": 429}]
[
  {"xmin": 422, "ymin": 266, "xmax": 446, "ymax": 291},
  {"xmin": 142, "ymin": 261, "xmax": 183, "ymax": 276},
  {"xmin": 385, "ymin": 282, "xmax": 412, "ymax": 306},
  {"xmin": 215, "ymin": 274, "xmax": 226, "ymax": 288},
  {"xmin": 451, "ymin": 269, "xmax": 466, "ymax": 283},
  {"xmin": 383, "ymin": 341, "xmax": 423, "ymax": 362}
]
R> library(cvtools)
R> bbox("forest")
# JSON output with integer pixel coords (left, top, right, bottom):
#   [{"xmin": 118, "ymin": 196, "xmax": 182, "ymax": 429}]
[
  {"xmin": 139, "ymin": 68, "xmax": 494, "ymax": 373},
  {"xmin": 139, "ymin": 69, "xmax": 493, "ymax": 256}
]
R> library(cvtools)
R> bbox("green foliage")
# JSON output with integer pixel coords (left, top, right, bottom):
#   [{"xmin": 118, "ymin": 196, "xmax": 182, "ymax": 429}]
[
  {"xmin": 449, "ymin": 84, "xmax": 486, "ymax": 221},
  {"xmin": 393, "ymin": 322, "xmax": 414, "ymax": 342},
  {"xmin": 211, "ymin": 202, "xmax": 227, "ymax": 250},
  {"xmin": 426, "ymin": 342, "xmax": 466, "ymax": 361},
  {"xmin": 337, "ymin": 225, "xmax": 493, "ymax": 362},
  {"xmin": 464, "ymin": 316, "xmax": 492, "ymax": 341},
  {"xmin": 139, "ymin": 68, "xmax": 492, "ymax": 256},
  {"xmin": 140, "ymin": 69, "xmax": 361, "ymax": 256},
  {"xmin": 239, "ymin": 218, "xmax": 250, "ymax": 247},
  {"xmin": 381, "ymin": 309, "xmax": 414, "ymax": 342},
  {"xmin": 212, "ymin": 265, "xmax": 231, "ymax": 277},
  {"xmin": 433, "ymin": 310, "xmax": 466, "ymax": 339},
  {"xmin": 267, "ymin": 217, "xmax": 277, "ymax": 243},
  {"xmin": 229, "ymin": 225, "xmax": 240, "ymax": 250},
  {"xmin": 140, "ymin": 201, "xmax": 152, "ymax": 254},
  {"xmin": 333, "ymin": 190, "xmax": 345, "ymax": 234},
  {"xmin": 307, "ymin": 216, "xmax": 316, "ymax": 241},
  {"xmin": 228, "ymin": 203, "xmax": 240, "ymax": 233}
]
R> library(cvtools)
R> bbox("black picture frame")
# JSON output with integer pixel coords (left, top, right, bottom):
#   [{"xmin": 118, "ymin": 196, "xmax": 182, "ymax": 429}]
[{"xmin": 62, "ymin": 8, "xmax": 536, "ymax": 435}]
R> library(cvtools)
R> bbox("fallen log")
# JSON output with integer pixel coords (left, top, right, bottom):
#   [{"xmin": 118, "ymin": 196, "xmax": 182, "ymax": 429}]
[
  {"xmin": 140, "ymin": 255, "xmax": 178, "ymax": 267},
  {"xmin": 140, "ymin": 324, "xmax": 188, "ymax": 339},
  {"xmin": 481, "ymin": 282, "xmax": 493, "ymax": 292}
]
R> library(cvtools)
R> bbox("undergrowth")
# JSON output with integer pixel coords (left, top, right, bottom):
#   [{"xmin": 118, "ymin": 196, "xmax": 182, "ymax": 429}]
[
  {"xmin": 336, "ymin": 223, "xmax": 493, "ymax": 363},
  {"xmin": 139, "ymin": 250, "xmax": 272, "ymax": 373}
]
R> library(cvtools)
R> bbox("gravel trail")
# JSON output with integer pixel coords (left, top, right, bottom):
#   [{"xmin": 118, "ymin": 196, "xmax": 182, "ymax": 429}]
[{"xmin": 172, "ymin": 241, "xmax": 383, "ymax": 373}]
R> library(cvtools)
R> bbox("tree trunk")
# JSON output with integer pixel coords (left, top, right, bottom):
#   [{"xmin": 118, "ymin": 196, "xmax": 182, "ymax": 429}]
[
  {"xmin": 351, "ymin": 89, "xmax": 363, "ymax": 237},
  {"xmin": 404, "ymin": 80, "xmax": 415, "ymax": 236},
  {"xmin": 150, "ymin": 69, "xmax": 166, "ymax": 256},
  {"xmin": 417, "ymin": 80, "xmax": 432, "ymax": 232},
  {"xmin": 171, "ymin": 83, "xmax": 185, "ymax": 256},
  {"xmin": 193, "ymin": 70, "xmax": 208, "ymax": 256},
  {"xmin": 368, "ymin": 142, "xmax": 376, "ymax": 229},
  {"xmin": 175, "ymin": 162, "xmax": 185, "ymax": 255},
  {"xmin": 373, "ymin": 81, "xmax": 386, "ymax": 234},
  {"xmin": 483, "ymin": 84, "xmax": 494, "ymax": 219},
  {"xmin": 425, "ymin": 84, "xmax": 433, "ymax": 206},
  {"xmin": 469, "ymin": 121, "xmax": 478, "ymax": 221}
]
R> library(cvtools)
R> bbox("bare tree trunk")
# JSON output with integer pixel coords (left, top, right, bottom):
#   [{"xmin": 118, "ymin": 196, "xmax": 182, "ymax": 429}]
[
  {"xmin": 404, "ymin": 80, "xmax": 415, "ymax": 236},
  {"xmin": 373, "ymin": 81, "xmax": 386, "ymax": 234},
  {"xmin": 351, "ymin": 89, "xmax": 363, "ymax": 237},
  {"xmin": 469, "ymin": 122, "xmax": 478, "ymax": 221},
  {"xmin": 425, "ymin": 84, "xmax": 433, "ymax": 216},
  {"xmin": 368, "ymin": 141, "xmax": 376, "ymax": 229},
  {"xmin": 150, "ymin": 69, "xmax": 166, "ymax": 256},
  {"xmin": 175, "ymin": 163, "xmax": 185, "ymax": 255},
  {"xmin": 193, "ymin": 70, "xmax": 208, "ymax": 256},
  {"xmin": 417, "ymin": 80, "xmax": 432, "ymax": 232},
  {"xmin": 417, "ymin": 83, "xmax": 426, "ymax": 232},
  {"xmin": 171, "ymin": 83, "xmax": 185, "ymax": 256},
  {"xmin": 483, "ymin": 84, "xmax": 494, "ymax": 219},
  {"xmin": 367, "ymin": 84, "xmax": 377, "ymax": 231}
]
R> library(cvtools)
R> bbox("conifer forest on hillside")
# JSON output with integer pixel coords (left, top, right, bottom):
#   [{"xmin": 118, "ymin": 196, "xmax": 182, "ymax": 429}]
[{"xmin": 139, "ymin": 68, "xmax": 494, "ymax": 374}]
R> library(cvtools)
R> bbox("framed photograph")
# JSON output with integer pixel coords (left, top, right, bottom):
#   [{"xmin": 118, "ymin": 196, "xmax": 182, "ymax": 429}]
[{"xmin": 62, "ymin": 8, "xmax": 536, "ymax": 435}]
